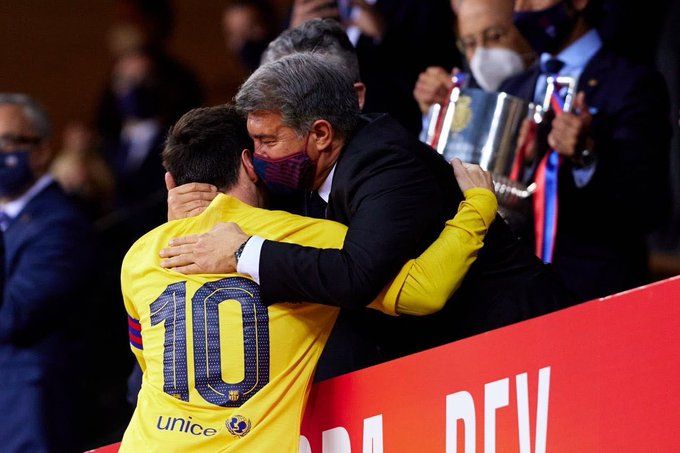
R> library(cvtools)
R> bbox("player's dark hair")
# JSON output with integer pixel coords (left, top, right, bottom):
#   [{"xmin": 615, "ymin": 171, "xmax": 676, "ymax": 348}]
[{"xmin": 162, "ymin": 105, "xmax": 252, "ymax": 191}]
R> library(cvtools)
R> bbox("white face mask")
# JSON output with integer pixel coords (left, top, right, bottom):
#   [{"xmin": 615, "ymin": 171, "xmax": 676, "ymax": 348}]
[{"xmin": 469, "ymin": 47, "xmax": 525, "ymax": 92}]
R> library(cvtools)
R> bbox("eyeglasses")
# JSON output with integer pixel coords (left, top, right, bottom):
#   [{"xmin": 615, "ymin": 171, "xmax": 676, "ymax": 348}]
[
  {"xmin": 0, "ymin": 133, "xmax": 43, "ymax": 151},
  {"xmin": 457, "ymin": 26, "xmax": 510, "ymax": 53}
]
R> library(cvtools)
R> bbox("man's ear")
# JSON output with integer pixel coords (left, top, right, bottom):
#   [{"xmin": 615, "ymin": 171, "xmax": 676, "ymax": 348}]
[
  {"xmin": 241, "ymin": 149, "xmax": 258, "ymax": 183},
  {"xmin": 165, "ymin": 172, "xmax": 177, "ymax": 190},
  {"xmin": 354, "ymin": 82, "xmax": 367, "ymax": 111},
  {"xmin": 310, "ymin": 119, "xmax": 334, "ymax": 153}
]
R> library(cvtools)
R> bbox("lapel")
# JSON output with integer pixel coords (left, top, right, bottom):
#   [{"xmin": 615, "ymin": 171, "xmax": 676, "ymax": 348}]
[
  {"xmin": 3, "ymin": 183, "xmax": 55, "ymax": 246},
  {"xmin": 521, "ymin": 63, "xmax": 542, "ymax": 101},
  {"xmin": 576, "ymin": 48, "xmax": 609, "ymax": 106}
]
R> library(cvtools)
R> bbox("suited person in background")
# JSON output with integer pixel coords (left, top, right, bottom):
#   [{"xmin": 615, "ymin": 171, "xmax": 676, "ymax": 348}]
[
  {"xmin": 500, "ymin": 0, "xmax": 671, "ymax": 301},
  {"xmin": 160, "ymin": 53, "xmax": 572, "ymax": 379},
  {"xmin": 0, "ymin": 94, "xmax": 94, "ymax": 452},
  {"xmin": 414, "ymin": 0, "xmax": 534, "ymax": 116},
  {"xmin": 289, "ymin": 0, "xmax": 461, "ymax": 134}
]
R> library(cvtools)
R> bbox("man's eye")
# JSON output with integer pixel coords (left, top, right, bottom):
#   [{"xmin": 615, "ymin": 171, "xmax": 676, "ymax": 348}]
[{"xmin": 488, "ymin": 32, "xmax": 502, "ymax": 42}]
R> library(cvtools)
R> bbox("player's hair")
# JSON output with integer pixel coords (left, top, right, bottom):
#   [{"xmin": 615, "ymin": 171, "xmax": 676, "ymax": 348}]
[
  {"xmin": 162, "ymin": 105, "xmax": 252, "ymax": 191},
  {"xmin": 261, "ymin": 18, "xmax": 361, "ymax": 83}
]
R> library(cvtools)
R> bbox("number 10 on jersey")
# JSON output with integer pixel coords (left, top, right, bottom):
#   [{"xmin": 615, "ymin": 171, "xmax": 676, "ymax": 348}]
[{"xmin": 149, "ymin": 277, "xmax": 270, "ymax": 407}]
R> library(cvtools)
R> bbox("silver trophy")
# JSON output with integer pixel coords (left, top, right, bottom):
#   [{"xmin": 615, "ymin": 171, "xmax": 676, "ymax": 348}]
[{"xmin": 424, "ymin": 74, "xmax": 577, "ymax": 208}]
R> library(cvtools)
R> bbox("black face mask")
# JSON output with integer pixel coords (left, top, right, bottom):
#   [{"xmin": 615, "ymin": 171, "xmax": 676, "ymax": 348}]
[
  {"xmin": 513, "ymin": 0, "xmax": 578, "ymax": 55},
  {"xmin": 115, "ymin": 83, "xmax": 158, "ymax": 120}
]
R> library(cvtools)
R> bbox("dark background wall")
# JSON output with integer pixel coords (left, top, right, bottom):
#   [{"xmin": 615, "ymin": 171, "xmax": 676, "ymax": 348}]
[{"xmin": 0, "ymin": 0, "xmax": 290, "ymax": 145}]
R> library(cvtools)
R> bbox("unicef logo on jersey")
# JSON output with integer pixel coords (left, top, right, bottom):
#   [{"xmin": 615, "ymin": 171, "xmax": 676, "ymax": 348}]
[{"xmin": 226, "ymin": 415, "xmax": 252, "ymax": 437}]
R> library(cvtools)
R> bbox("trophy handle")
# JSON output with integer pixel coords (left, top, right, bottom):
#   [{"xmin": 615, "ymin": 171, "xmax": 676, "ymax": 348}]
[{"xmin": 425, "ymin": 72, "xmax": 468, "ymax": 152}]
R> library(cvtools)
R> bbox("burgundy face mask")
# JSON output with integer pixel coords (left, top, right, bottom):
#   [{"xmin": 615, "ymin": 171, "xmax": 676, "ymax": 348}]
[{"xmin": 252, "ymin": 136, "xmax": 316, "ymax": 196}]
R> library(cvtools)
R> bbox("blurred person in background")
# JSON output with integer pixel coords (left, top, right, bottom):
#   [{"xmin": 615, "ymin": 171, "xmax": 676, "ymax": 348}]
[
  {"xmin": 262, "ymin": 18, "xmax": 366, "ymax": 110},
  {"xmin": 102, "ymin": 50, "xmax": 169, "ymax": 222},
  {"xmin": 96, "ymin": 0, "xmax": 203, "ymax": 239},
  {"xmin": 413, "ymin": 0, "xmax": 534, "ymax": 115},
  {"xmin": 289, "ymin": 0, "xmax": 461, "ymax": 133},
  {"xmin": 222, "ymin": 0, "xmax": 278, "ymax": 74},
  {"xmin": 499, "ymin": 0, "xmax": 671, "ymax": 301},
  {"xmin": 51, "ymin": 122, "xmax": 115, "ymax": 219},
  {"xmin": 100, "ymin": 0, "xmax": 203, "ymax": 138},
  {"xmin": 0, "ymin": 94, "xmax": 95, "ymax": 452}
]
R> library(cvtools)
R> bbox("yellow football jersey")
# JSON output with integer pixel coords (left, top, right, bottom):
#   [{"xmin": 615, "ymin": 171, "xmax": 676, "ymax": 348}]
[
  {"xmin": 120, "ymin": 189, "xmax": 497, "ymax": 452},
  {"xmin": 120, "ymin": 194, "xmax": 382, "ymax": 453}
]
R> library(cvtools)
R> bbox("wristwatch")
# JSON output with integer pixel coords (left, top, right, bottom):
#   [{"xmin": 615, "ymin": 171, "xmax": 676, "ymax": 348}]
[{"xmin": 234, "ymin": 236, "xmax": 252, "ymax": 267}]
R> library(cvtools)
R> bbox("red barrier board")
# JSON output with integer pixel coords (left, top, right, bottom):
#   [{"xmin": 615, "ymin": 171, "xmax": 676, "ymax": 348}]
[{"xmin": 300, "ymin": 276, "xmax": 680, "ymax": 452}]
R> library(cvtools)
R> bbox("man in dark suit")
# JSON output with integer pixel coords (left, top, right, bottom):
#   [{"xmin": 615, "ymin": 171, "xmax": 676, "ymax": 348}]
[
  {"xmin": 500, "ymin": 0, "xmax": 671, "ymax": 301},
  {"xmin": 0, "ymin": 94, "xmax": 94, "ymax": 452},
  {"xmin": 160, "ymin": 53, "xmax": 572, "ymax": 378}
]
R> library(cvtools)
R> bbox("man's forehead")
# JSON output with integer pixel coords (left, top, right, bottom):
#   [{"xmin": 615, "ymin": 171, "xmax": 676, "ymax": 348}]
[{"xmin": 247, "ymin": 111, "xmax": 287, "ymax": 135}]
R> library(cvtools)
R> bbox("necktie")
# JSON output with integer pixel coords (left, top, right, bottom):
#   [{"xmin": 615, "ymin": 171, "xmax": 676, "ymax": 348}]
[
  {"xmin": 534, "ymin": 57, "xmax": 566, "ymax": 264},
  {"xmin": 0, "ymin": 211, "xmax": 11, "ymax": 232},
  {"xmin": 305, "ymin": 191, "xmax": 328, "ymax": 219}
]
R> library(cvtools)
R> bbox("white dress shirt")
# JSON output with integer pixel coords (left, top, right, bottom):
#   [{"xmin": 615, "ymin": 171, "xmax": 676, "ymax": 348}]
[{"xmin": 121, "ymin": 119, "xmax": 161, "ymax": 172}]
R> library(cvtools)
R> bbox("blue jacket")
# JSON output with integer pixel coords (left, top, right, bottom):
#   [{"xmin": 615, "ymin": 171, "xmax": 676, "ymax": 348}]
[
  {"xmin": 1, "ymin": 181, "xmax": 94, "ymax": 452},
  {"xmin": 500, "ymin": 47, "xmax": 671, "ymax": 300}
]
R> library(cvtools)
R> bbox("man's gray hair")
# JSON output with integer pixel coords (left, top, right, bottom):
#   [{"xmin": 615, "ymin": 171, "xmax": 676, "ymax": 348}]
[
  {"xmin": 261, "ymin": 18, "xmax": 361, "ymax": 83},
  {"xmin": 0, "ymin": 93, "xmax": 52, "ymax": 140},
  {"xmin": 236, "ymin": 52, "xmax": 360, "ymax": 138}
]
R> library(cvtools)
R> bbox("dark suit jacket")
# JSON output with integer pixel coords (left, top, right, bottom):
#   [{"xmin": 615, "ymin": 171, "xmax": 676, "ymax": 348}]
[
  {"xmin": 0, "ymin": 231, "xmax": 4, "ymax": 299},
  {"xmin": 355, "ymin": 0, "xmax": 462, "ymax": 133},
  {"xmin": 261, "ymin": 114, "xmax": 572, "ymax": 378},
  {"xmin": 1, "ymin": 181, "xmax": 94, "ymax": 452},
  {"xmin": 500, "ymin": 46, "xmax": 671, "ymax": 301}
]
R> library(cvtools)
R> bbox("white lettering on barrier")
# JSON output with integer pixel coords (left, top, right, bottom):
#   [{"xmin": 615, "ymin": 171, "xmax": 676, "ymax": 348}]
[
  {"xmin": 516, "ymin": 367, "xmax": 550, "ymax": 453},
  {"xmin": 322, "ymin": 427, "xmax": 352, "ymax": 453},
  {"xmin": 305, "ymin": 414, "xmax": 385, "ymax": 453},
  {"xmin": 363, "ymin": 415, "xmax": 384, "ymax": 453},
  {"xmin": 516, "ymin": 372, "xmax": 531, "ymax": 452},
  {"xmin": 446, "ymin": 391, "xmax": 476, "ymax": 453},
  {"xmin": 300, "ymin": 435, "xmax": 312, "ymax": 453},
  {"xmin": 306, "ymin": 367, "xmax": 550, "ymax": 452},
  {"xmin": 535, "ymin": 367, "xmax": 551, "ymax": 453},
  {"xmin": 484, "ymin": 378, "xmax": 510, "ymax": 453},
  {"xmin": 445, "ymin": 367, "xmax": 551, "ymax": 453}
]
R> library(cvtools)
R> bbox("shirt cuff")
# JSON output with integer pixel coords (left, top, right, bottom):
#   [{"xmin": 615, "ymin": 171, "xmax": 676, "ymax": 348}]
[
  {"xmin": 572, "ymin": 159, "xmax": 598, "ymax": 188},
  {"xmin": 236, "ymin": 235, "xmax": 265, "ymax": 284}
]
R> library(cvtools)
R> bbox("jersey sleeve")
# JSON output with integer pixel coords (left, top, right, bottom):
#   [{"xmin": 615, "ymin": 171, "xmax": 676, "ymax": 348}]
[
  {"xmin": 368, "ymin": 188, "xmax": 498, "ymax": 316},
  {"xmin": 121, "ymin": 255, "xmax": 147, "ymax": 372}
]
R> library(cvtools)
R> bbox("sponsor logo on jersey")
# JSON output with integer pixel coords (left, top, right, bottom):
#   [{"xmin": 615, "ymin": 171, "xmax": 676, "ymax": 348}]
[
  {"xmin": 156, "ymin": 415, "xmax": 218, "ymax": 437},
  {"xmin": 226, "ymin": 415, "xmax": 251, "ymax": 437}
]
